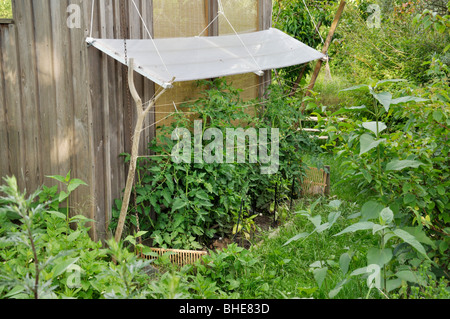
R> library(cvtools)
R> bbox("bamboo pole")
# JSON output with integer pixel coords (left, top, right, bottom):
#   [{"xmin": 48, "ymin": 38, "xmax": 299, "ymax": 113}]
[
  {"xmin": 114, "ymin": 59, "xmax": 172, "ymax": 242},
  {"xmin": 303, "ymin": 0, "xmax": 346, "ymax": 100}
]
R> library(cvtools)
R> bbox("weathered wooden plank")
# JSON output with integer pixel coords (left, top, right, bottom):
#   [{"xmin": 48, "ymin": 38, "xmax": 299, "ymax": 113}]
[
  {"xmin": 63, "ymin": 0, "xmax": 97, "ymax": 236},
  {"xmin": 1, "ymin": 24, "xmax": 25, "ymax": 191},
  {"xmin": 0, "ymin": 26, "xmax": 10, "ymax": 178},
  {"xmin": 259, "ymin": 0, "xmax": 272, "ymax": 99},
  {"xmin": 15, "ymin": 0, "xmax": 41, "ymax": 189},
  {"xmin": 32, "ymin": 0, "xmax": 58, "ymax": 187},
  {"xmin": 99, "ymin": 0, "xmax": 113, "ymax": 239},
  {"xmin": 110, "ymin": 0, "xmax": 126, "ymax": 206},
  {"xmin": 49, "ymin": 0, "xmax": 74, "ymax": 182},
  {"xmin": 88, "ymin": 0, "xmax": 107, "ymax": 242},
  {"xmin": 128, "ymin": 0, "xmax": 147, "ymax": 157},
  {"xmin": 77, "ymin": 0, "xmax": 98, "ymax": 239},
  {"xmin": 208, "ymin": 0, "xmax": 219, "ymax": 36},
  {"xmin": 141, "ymin": 0, "xmax": 155, "ymax": 155}
]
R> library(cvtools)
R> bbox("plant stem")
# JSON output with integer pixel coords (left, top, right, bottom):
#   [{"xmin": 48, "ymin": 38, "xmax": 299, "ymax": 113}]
[
  {"xmin": 26, "ymin": 222, "xmax": 40, "ymax": 299},
  {"xmin": 374, "ymin": 100, "xmax": 383, "ymax": 196}
]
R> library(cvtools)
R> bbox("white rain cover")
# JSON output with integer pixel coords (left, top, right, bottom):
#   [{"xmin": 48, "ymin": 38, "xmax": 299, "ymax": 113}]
[{"xmin": 87, "ymin": 28, "xmax": 325, "ymax": 88}]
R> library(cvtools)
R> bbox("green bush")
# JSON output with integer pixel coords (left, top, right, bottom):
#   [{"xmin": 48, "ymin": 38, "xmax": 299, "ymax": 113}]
[
  {"xmin": 0, "ymin": 0, "xmax": 12, "ymax": 19},
  {"xmin": 0, "ymin": 176, "xmax": 155, "ymax": 299},
  {"xmin": 109, "ymin": 79, "xmax": 321, "ymax": 250},
  {"xmin": 329, "ymin": 0, "xmax": 449, "ymax": 84}
]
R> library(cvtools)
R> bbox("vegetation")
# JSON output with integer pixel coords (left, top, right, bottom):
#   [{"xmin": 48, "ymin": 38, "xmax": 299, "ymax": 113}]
[
  {"xmin": 1, "ymin": 0, "xmax": 449, "ymax": 300},
  {"xmin": 0, "ymin": 0, "xmax": 12, "ymax": 19}
]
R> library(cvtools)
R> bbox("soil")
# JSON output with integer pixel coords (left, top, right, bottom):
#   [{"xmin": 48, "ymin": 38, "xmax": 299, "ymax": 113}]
[{"xmin": 209, "ymin": 214, "xmax": 277, "ymax": 251}]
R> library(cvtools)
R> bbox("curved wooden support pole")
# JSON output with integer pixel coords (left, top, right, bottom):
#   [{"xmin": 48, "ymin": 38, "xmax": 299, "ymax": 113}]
[{"xmin": 114, "ymin": 58, "xmax": 172, "ymax": 242}]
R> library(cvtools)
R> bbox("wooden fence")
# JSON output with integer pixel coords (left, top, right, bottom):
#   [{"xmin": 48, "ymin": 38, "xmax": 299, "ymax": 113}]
[{"xmin": 0, "ymin": 0, "xmax": 272, "ymax": 241}]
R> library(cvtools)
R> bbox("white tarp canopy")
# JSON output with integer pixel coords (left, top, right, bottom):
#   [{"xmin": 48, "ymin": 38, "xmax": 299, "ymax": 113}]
[{"xmin": 86, "ymin": 28, "xmax": 325, "ymax": 89}]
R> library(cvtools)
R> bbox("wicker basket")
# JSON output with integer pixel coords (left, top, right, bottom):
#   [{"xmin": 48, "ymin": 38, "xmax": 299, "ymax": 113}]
[
  {"xmin": 139, "ymin": 247, "xmax": 208, "ymax": 267},
  {"xmin": 301, "ymin": 166, "xmax": 330, "ymax": 196}
]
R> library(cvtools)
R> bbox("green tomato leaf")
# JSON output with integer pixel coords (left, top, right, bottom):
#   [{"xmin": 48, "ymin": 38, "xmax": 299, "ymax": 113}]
[{"xmin": 171, "ymin": 197, "xmax": 188, "ymax": 212}]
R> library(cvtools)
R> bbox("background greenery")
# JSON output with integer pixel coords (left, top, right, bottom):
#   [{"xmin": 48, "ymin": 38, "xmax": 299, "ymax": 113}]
[
  {"xmin": 0, "ymin": 0, "xmax": 449, "ymax": 300},
  {"xmin": 0, "ymin": 0, "xmax": 12, "ymax": 19}
]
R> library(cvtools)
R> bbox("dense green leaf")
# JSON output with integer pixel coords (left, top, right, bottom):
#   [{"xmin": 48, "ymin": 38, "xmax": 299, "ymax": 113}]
[
  {"xmin": 67, "ymin": 231, "xmax": 81, "ymax": 242},
  {"xmin": 361, "ymin": 201, "xmax": 384, "ymax": 221},
  {"xmin": 379, "ymin": 207, "xmax": 394, "ymax": 225},
  {"xmin": 58, "ymin": 191, "xmax": 69, "ymax": 203},
  {"xmin": 390, "ymin": 96, "xmax": 428, "ymax": 105},
  {"xmin": 367, "ymin": 248, "xmax": 393, "ymax": 267},
  {"xmin": 334, "ymin": 221, "xmax": 375, "ymax": 236},
  {"xmin": 372, "ymin": 91, "xmax": 392, "ymax": 112},
  {"xmin": 386, "ymin": 160, "xmax": 424, "ymax": 171},
  {"xmin": 171, "ymin": 198, "xmax": 188, "ymax": 212},
  {"xmin": 312, "ymin": 267, "xmax": 328, "ymax": 289},
  {"xmin": 392, "ymin": 229, "xmax": 429, "ymax": 258},
  {"xmin": 362, "ymin": 121, "xmax": 387, "ymax": 135},
  {"xmin": 339, "ymin": 253, "xmax": 351, "ymax": 276},
  {"xmin": 52, "ymin": 257, "xmax": 80, "ymax": 278},
  {"xmin": 67, "ymin": 179, "xmax": 88, "ymax": 193},
  {"xmin": 283, "ymin": 232, "xmax": 310, "ymax": 246},
  {"xmin": 360, "ymin": 134, "xmax": 386, "ymax": 155}
]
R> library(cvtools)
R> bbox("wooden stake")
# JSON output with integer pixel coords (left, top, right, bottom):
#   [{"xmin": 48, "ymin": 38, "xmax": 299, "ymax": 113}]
[
  {"xmin": 304, "ymin": 0, "xmax": 346, "ymax": 100},
  {"xmin": 114, "ymin": 59, "xmax": 172, "ymax": 242}
]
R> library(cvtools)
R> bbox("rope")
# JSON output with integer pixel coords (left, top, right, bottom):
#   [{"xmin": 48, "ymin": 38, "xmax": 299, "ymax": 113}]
[
  {"xmin": 89, "ymin": 0, "xmax": 95, "ymax": 38},
  {"xmin": 130, "ymin": 0, "xmax": 171, "ymax": 75},
  {"xmin": 197, "ymin": 11, "xmax": 220, "ymax": 37},
  {"xmin": 216, "ymin": 0, "xmax": 263, "ymax": 74},
  {"xmin": 302, "ymin": 0, "xmax": 325, "ymax": 45}
]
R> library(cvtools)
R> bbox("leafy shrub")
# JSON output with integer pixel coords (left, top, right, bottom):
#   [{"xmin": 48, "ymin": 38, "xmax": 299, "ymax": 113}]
[
  {"xmin": 330, "ymin": 0, "xmax": 449, "ymax": 84},
  {"xmin": 110, "ymin": 79, "xmax": 320, "ymax": 249},
  {"xmin": 0, "ymin": 176, "xmax": 155, "ymax": 299}
]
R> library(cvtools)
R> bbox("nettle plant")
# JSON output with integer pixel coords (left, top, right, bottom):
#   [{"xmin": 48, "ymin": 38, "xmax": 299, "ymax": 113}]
[
  {"xmin": 333, "ymin": 79, "xmax": 449, "ymax": 241},
  {"xmin": 284, "ymin": 79, "xmax": 449, "ymax": 298},
  {"xmin": 284, "ymin": 198, "xmax": 442, "ymax": 298},
  {"xmin": 0, "ymin": 176, "xmax": 99, "ymax": 299}
]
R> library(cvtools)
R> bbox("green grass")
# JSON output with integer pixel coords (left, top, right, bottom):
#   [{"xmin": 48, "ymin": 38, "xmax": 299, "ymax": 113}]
[
  {"xmin": 305, "ymin": 71, "xmax": 357, "ymax": 111},
  {"xmin": 302, "ymin": 151, "xmax": 368, "ymax": 205},
  {"xmin": 0, "ymin": 0, "xmax": 12, "ymax": 19},
  {"xmin": 236, "ymin": 197, "xmax": 381, "ymax": 299}
]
